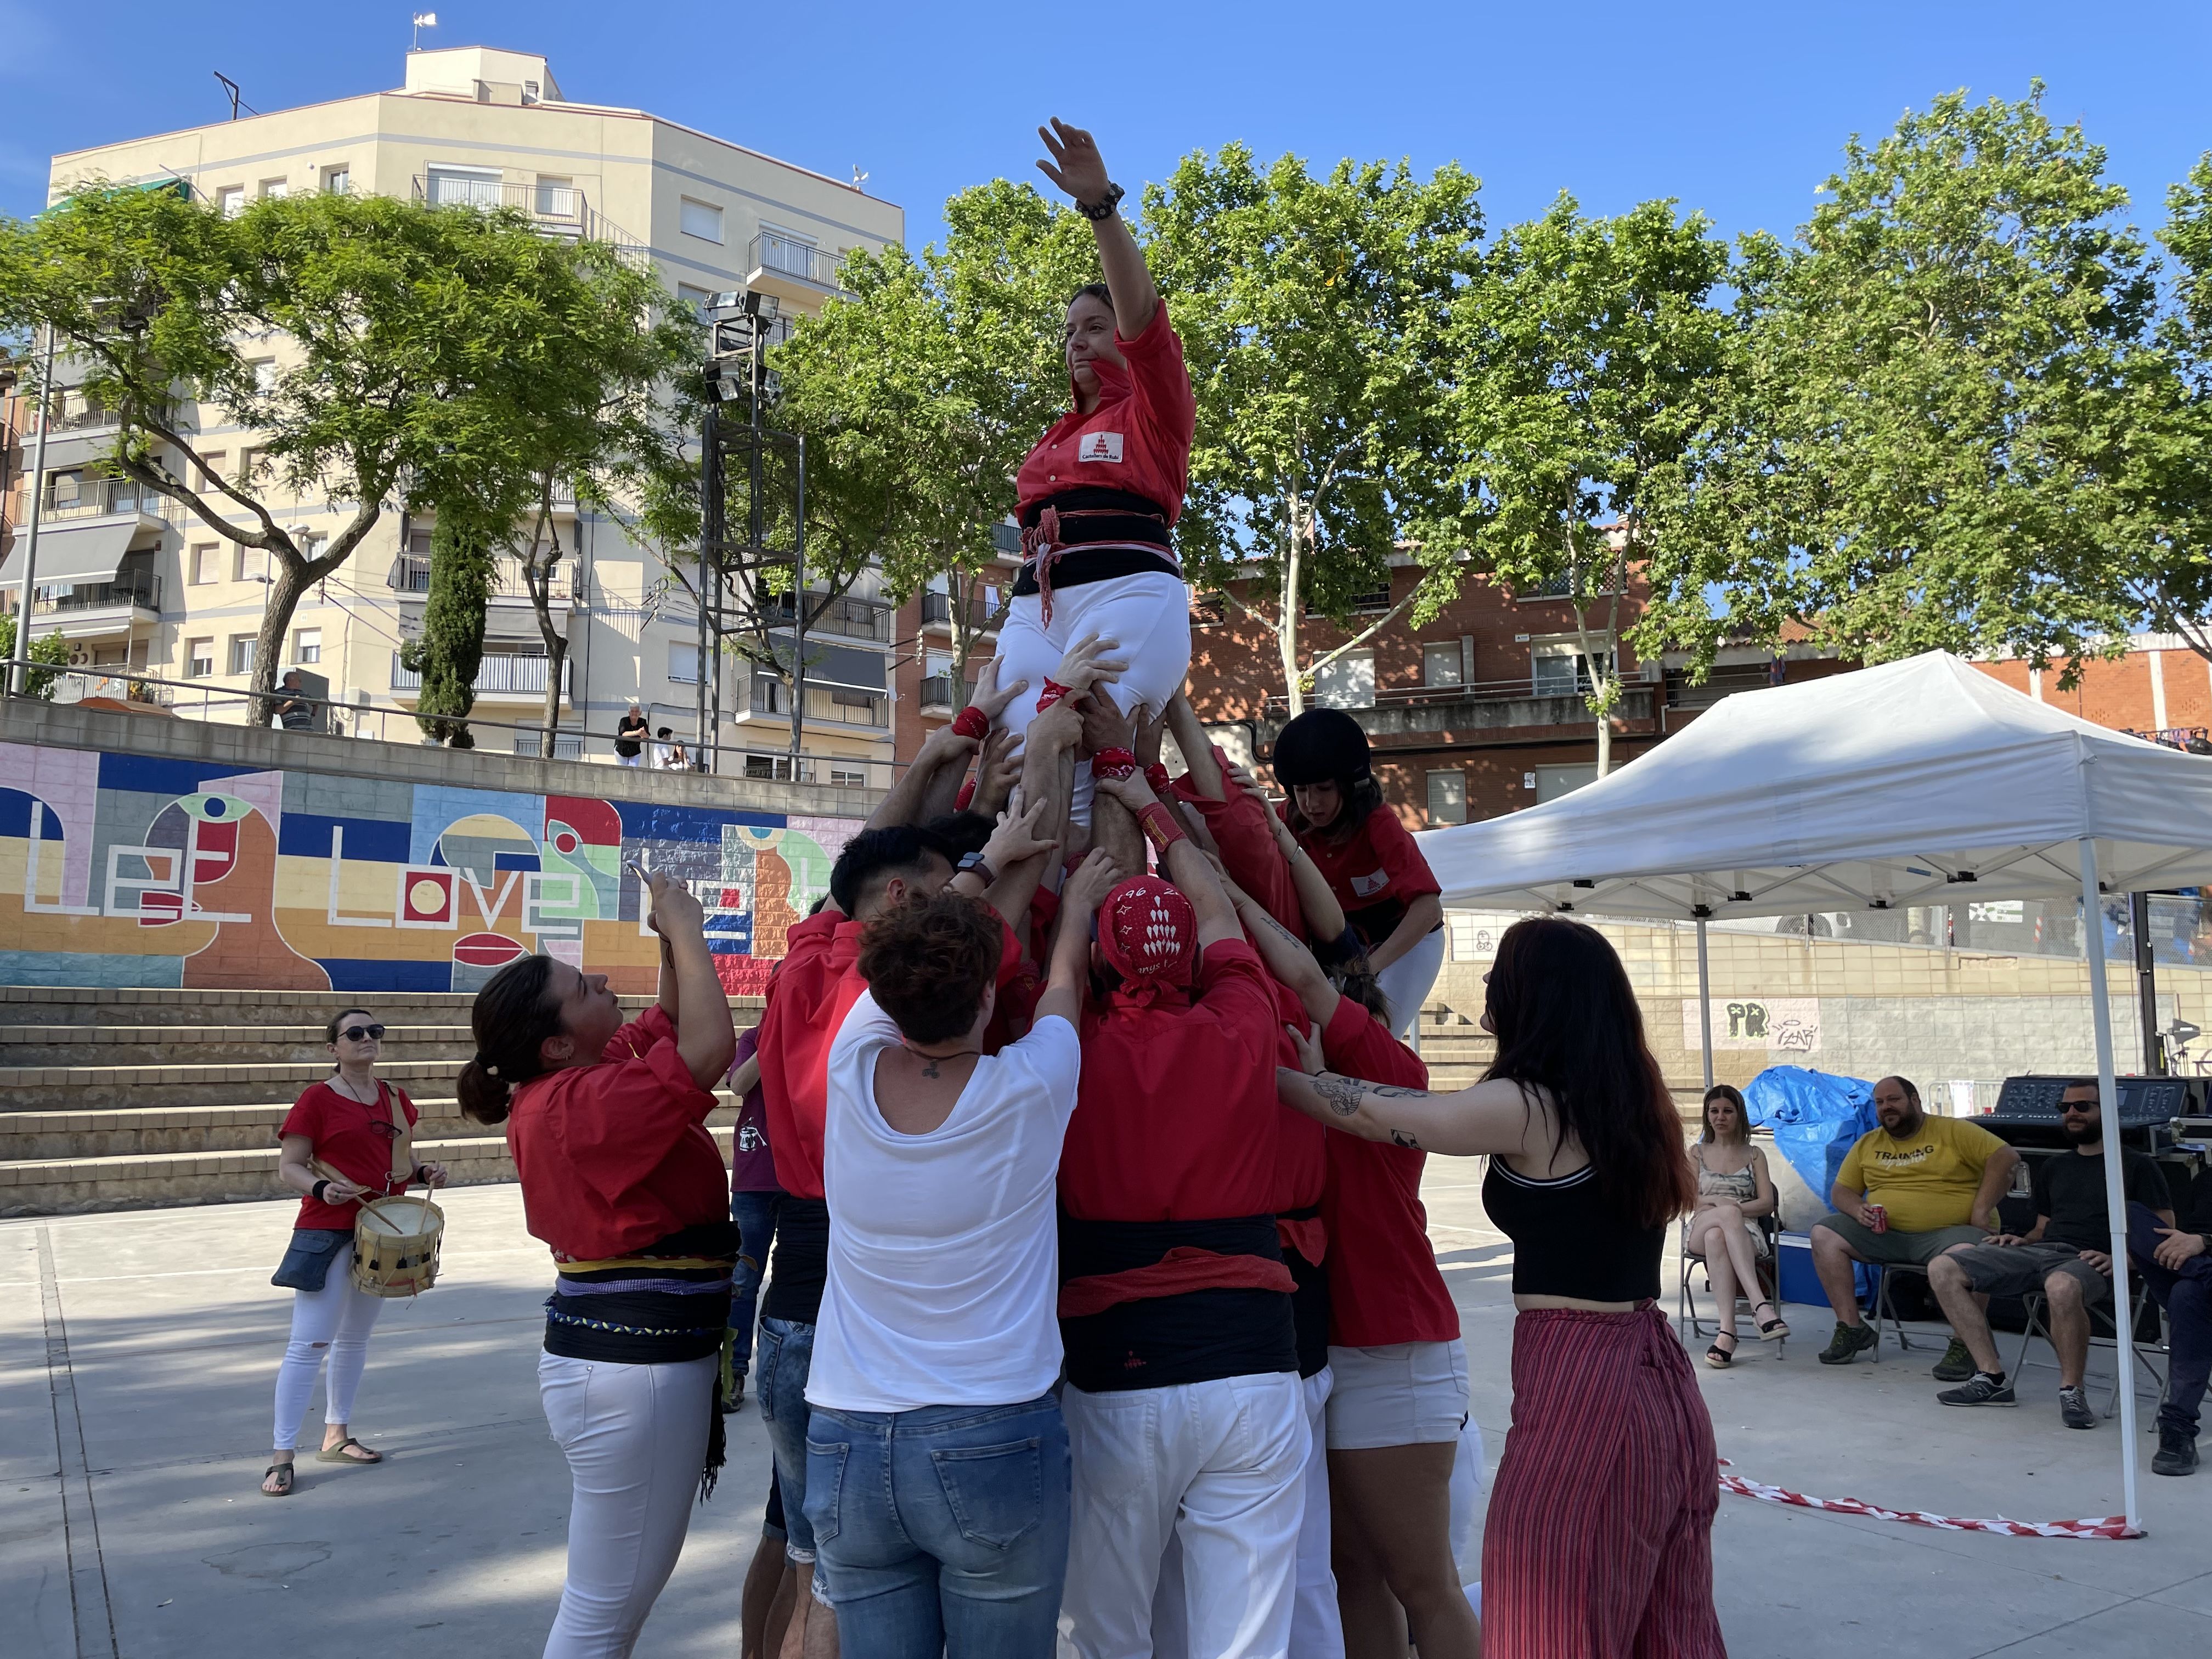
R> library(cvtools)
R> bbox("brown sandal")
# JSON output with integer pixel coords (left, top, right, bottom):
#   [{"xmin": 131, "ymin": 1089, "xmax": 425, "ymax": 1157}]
[
  {"xmin": 314, "ymin": 1437, "xmax": 382, "ymax": 1464},
  {"xmin": 261, "ymin": 1463, "xmax": 295, "ymax": 1497}
]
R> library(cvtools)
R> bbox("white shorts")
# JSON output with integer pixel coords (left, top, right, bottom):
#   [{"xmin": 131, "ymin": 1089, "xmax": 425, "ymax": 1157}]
[{"xmin": 1323, "ymin": 1338, "xmax": 1469, "ymax": 1451}]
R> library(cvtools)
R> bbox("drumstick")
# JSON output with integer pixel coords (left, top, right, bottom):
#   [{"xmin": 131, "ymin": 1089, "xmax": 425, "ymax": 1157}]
[{"xmin": 309, "ymin": 1158, "xmax": 408, "ymax": 1233}]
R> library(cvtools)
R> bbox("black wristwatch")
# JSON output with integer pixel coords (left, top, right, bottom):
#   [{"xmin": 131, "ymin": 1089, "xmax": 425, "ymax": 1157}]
[
  {"xmin": 957, "ymin": 850, "xmax": 997, "ymax": 886},
  {"xmin": 1078, "ymin": 183, "xmax": 1125, "ymax": 222}
]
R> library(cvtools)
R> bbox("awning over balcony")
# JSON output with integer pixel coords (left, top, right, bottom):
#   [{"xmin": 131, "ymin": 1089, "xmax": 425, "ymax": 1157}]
[
  {"xmin": 772, "ymin": 640, "xmax": 886, "ymax": 693},
  {"xmin": 0, "ymin": 518, "xmax": 136, "ymax": 586}
]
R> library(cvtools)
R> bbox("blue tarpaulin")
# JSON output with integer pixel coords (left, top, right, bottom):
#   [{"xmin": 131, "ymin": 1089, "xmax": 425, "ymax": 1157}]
[{"xmin": 1743, "ymin": 1066, "xmax": 1877, "ymax": 1204}]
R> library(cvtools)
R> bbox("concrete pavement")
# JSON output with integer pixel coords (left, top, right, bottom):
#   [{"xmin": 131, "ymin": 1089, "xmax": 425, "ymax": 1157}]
[{"xmin": 3, "ymin": 1172, "xmax": 2207, "ymax": 1658}]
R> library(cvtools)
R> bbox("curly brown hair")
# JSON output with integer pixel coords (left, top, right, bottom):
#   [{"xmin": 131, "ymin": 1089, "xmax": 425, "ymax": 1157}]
[{"xmin": 856, "ymin": 890, "xmax": 1006, "ymax": 1045}]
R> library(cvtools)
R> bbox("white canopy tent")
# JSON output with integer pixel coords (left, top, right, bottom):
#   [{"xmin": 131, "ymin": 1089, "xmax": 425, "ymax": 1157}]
[{"xmin": 1416, "ymin": 650, "xmax": 2212, "ymax": 1531}]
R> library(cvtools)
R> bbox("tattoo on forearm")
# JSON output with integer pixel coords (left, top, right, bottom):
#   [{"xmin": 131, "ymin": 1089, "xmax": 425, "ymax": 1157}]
[
  {"xmin": 1313, "ymin": 1073, "xmax": 1367, "ymax": 1118},
  {"xmin": 1390, "ymin": 1130, "xmax": 1421, "ymax": 1149},
  {"xmin": 1369, "ymin": 1084, "xmax": 1433, "ymax": 1099}
]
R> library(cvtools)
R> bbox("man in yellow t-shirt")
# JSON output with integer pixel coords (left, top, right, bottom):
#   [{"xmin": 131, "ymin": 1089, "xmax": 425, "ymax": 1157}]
[{"xmin": 1811, "ymin": 1075, "xmax": 2020, "ymax": 1373}]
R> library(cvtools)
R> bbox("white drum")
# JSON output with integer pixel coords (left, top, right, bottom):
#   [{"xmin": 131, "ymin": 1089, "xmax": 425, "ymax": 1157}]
[{"xmin": 352, "ymin": 1194, "xmax": 445, "ymax": 1298}]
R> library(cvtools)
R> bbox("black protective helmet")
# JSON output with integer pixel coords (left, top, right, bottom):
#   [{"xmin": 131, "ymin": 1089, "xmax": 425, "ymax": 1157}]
[{"xmin": 1272, "ymin": 707, "xmax": 1372, "ymax": 787}]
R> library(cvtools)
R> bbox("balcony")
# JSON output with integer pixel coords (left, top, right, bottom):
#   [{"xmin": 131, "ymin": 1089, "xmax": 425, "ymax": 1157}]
[
  {"xmin": 918, "ymin": 674, "xmax": 973, "ymax": 715},
  {"xmin": 391, "ymin": 553, "xmax": 580, "ymax": 602},
  {"xmin": 40, "ymin": 477, "xmax": 179, "ymax": 525},
  {"xmin": 919, "ymin": 591, "xmax": 996, "ymax": 637},
  {"xmin": 31, "ymin": 570, "xmax": 162, "ymax": 628},
  {"xmin": 746, "ymin": 232, "xmax": 842, "ymax": 309},
  {"xmin": 1256, "ymin": 679, "xmax": 1656, "ymax": 748},
  {"xmin": 391, "ymin": 651, "xmax": 572, "ymax": 700},
  {"xmin": 746, "ymin": 680, "xmax": 890, "ymax": 731},
  {"xmin": 760, "ymin": 592, "xmax": 893, "ymax": 644},
  {"xmin": 410, "ymin": 175, "xmax": 648, "ymax": 267}
]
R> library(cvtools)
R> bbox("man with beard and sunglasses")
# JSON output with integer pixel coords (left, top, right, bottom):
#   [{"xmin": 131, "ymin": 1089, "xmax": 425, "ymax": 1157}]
[{"xmin": 1927, "ymin": 1080, "xmax": 2172, "ymax": 1426}]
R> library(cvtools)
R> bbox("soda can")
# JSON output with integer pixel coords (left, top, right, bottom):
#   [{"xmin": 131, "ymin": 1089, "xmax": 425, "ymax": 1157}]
[{"xmin": 1866, "ymin": 1203, "xmax": 1888, "ymax": 1235}]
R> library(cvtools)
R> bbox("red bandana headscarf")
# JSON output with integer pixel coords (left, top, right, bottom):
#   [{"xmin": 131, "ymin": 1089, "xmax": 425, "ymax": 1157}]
[{"xmin": 1096, "ymin": 877, "xmax": 1198, "ymax": 1009}]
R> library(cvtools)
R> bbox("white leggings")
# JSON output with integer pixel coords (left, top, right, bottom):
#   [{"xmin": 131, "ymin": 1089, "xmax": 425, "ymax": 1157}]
[
  {"xmin": 539, "ymin": 1351, "xmax": 716, "ymax": 1659},
  {"xmin": 995, "ymin": 572, "xmax": 1193, "ymax": 828},
  {"xmin": 1377, "ymin": 926, "xmax": 1447, "ymax": 1041},
  {"xmin": 272, "ymin": 1255, "xmax": 385, "ymax": 1449}
]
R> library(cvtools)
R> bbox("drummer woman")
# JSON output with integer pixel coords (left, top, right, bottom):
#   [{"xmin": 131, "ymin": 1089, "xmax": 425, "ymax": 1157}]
[
  {"xmin": 458, "ymin": 870, "xmax": 737, "ymax": 1659},
  {"xmin": 261, "ymin": 1008, "xmax": 447, "ymax": 1497},
  {"xmin": 1271, "ymin": 708, "xmax": 1446, "ymax": 1038},
  {"xmin": 995, "ymin": 117, "xmax": 1197, "ymax": 823}
]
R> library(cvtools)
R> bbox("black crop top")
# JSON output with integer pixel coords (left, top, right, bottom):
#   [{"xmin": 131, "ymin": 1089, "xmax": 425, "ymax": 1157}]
[{"xmin": 1482, "ymin": 1158, "xmax": 1664, "ymax": 1303}]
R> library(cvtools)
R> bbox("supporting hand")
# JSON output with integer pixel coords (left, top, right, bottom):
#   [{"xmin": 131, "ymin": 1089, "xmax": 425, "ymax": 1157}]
[
  {"xmin": 1053, "ymin": 633, "xmax": 1129, "ymax": 696},
  {"xmin": 972, "ymin": 657, "xmax": 1030, "ymax": 725}
]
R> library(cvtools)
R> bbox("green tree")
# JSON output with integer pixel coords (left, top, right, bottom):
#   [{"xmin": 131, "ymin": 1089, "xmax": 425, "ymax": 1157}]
[
  {"xmin": 1447, "ymin": 194, "xmax": 1733, "ymax": 775},
  {"xmin": 1143, "ymin": 145, "xmax": 1484, "ymax": 715},
  {"xmin": 0, "ymin": 614, "xmax": 69, "ymax": 699},
  {"xmin": 398, "ymin": 516, "xmax": 492, "ymax": 746},
  {"xmin": 0, "ymin": 183, "xmax": 692, "ymax": 724},
  {"xmin": 1641, "ymin": 86, "xmax": 2165, "ymax": 681}
]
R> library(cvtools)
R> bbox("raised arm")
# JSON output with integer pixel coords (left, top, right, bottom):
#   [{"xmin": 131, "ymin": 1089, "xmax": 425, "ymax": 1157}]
[
  {"xmin": 1369, "ymin": 893, "xmax": 1444, "ymax": 975},
  {"xmin": 1019, "ymin": 697, "xmax": 1087, "ymax": 889},
  {"xmin": 868, "ymin": 722, "xmax": 978, "ymax": 832},
  {"xmin": 1036, "ymin": 849, "xmax": 1119, "ymax": 1029},
  {"xmin": 1228, "ymin": 882, "xmax": 1338, "ymax": 1027},
  {"xmin": 1163, "ymin": 692, "xmax": 1224, "ymax": 802},
  {"xmin": 645, "ymin": 871, "xmax": 737, "ymax": 1090},
  {"xmin": 1082, "ymin": 695, "xmax": 1147, "ymax": 877},
  {"xmin": 1096, "ymin": 771, "xmax": 1238, "ymax": 947},
  {"xmin": 1037, "ymin": 120, "xmax": 1158, "ymax": 339},
  {"xmin": 927, "ymin": 658, "xmax": 1030, "ymax": 821},
  {"xmin": 1230, "ymin": 762, "xmax": 1348, "ymax": 941}
]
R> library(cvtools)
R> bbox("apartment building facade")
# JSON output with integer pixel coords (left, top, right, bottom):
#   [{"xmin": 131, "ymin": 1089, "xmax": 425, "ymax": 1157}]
[{"xmin": 3, "ymin": 45, "xmax": 904, "ymax": 783}]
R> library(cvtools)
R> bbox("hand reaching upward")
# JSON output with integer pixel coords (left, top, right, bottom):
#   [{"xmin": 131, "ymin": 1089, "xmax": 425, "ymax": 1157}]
[{"xmin": 1036, "ymin": 119, "xmax": 1112, "ymax": 207}]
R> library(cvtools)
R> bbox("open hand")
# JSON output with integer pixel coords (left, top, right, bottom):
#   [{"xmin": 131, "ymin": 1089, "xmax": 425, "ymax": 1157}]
[
  {"xmin": 1036, "ymin": 119, "xmax": 1112, "ymax": 206},
  {"xmin": 982, "ymin": 794, "xmax": 1058, "ymax": 872},
  {"xmin": 2154, "ymin": 1227, "xmax": 2209, "ymax": 1272},
  {"xmin": 1285, "ymin": 1020, "xmax": 1327, "ymax": 1076},
  {"xmin": 1053, "ymin": 632, "xmax": 1129, "ymax": 695},
  {"xmin": 974, "ymin": 727, "xmax": 1022, "ymax": 816},
  {"xmin": 1061, "ymin": 847, "xmax": 1122, "ymax": 916},
  {"xmin": 1092, "ymin": 770, "xmax": 1159, "ymax": 811},
  {"xmin": 972, "ymin": 657, "xmax": 1030, "ymax": 724},
  {"xmin": 1080, "ymin": 694, "xmax": 1137, "ymax": 759},
  {"xmin": 2079, "ymin": 1248, "xmax": 2114, "ymax": 1277}
]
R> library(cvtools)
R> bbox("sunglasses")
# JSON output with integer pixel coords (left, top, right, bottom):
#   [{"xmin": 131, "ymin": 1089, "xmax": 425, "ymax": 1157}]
[{"xmin": 338, "ymin": 1024, "xmax": 387, "ymax": 1043}]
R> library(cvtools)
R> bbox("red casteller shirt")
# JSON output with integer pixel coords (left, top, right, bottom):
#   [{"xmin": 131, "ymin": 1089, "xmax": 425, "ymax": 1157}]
[
  {"xmin": 1280, "ymin": 802, "xmax": 1443, "ymax": 952},
  {"xmin": 1015, "ymin": 301, "xmax": 1196, "ymax": 524},
  {"xmin": 1173, "ymin": 764, "xmax": 1303, "ymax": 938},
  {"xmin": 759, "ymin": 904, "xmax": 1030, "ymax": 1201},
  {"xmin": 1318, "ymin": 996, "xmax": 1459, "ymax": 1346},
  {"xmin": 1060, "ymin": 938, "xmax": 1283, "ymax": 1222},
  {"xmin": 281, "ymin": 1080, "xmax": 421, "ymax": 1231},
  {"xmin": 1263, "ymin": 967, "xmax": 1329, "ymax": 1263},
  {"xmin": 506, "ymin": 1005, "xmax": 726, "ymax": 1262}
]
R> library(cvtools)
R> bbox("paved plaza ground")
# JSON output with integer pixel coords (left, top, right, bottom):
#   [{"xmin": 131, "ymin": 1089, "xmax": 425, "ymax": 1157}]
[{"xmin": 3, "ymin": 1171, "xmax": 2207, "ymax": 1659}]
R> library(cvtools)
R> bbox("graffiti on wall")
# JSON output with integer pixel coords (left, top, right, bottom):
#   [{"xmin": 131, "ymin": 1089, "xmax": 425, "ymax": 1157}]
[
  {"xmin": 1681, "ymin": 997, "xmax": 1822, "ymax": 1053},
  {"xmin": 0, "ymin": 742, "xmax": 865, "ymax": 995}
]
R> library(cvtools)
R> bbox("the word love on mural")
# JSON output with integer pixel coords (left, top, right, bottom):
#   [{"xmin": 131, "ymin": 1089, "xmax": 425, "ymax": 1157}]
[
  {"xmin": 1681, "ymin": 997, "xmax": 1823, "ymax": 1054},
  {"xmin": 0, "ymin": 743, "xmax": 864, "ymax": 995}
]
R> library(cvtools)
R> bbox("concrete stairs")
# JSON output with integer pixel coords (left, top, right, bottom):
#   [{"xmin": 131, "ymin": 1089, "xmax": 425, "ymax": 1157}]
[
  {"xmin": 1413, "ymin": 1003, "xmax": 1493, "ymax": 1090},
  {"xmin": 0, "ymin": 986, "xmax": 761, "ymax": 1217}
]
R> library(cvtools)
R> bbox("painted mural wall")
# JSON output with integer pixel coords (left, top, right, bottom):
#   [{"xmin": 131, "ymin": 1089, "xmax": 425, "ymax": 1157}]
[{"xmin": 0, "ymin": 742, "xmax": 866, "ymax": 995}]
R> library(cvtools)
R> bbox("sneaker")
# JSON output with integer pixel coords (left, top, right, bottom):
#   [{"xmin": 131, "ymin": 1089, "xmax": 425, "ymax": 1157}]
[
  {"xmin": 2058, "ymin": 1386, "xmax": 2097, "ymax": 1430},
  {"xmin": 1931, "ymin": 1338, "xmax": 1977, "ymax": 1383},
  {"xmin": 1938, "ymin": 1372, "xmax": 2016, "ymax": 1407},
  {"xmin": 2152, "ymin": 1426, "xmax": 2198, "ymax": 1476},
  {"xmin": 1818, "ymin": 1321, "xmax": 1878, "ymax": 1365}
]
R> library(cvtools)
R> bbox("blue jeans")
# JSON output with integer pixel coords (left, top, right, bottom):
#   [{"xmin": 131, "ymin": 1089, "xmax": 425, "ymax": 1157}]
[
  {"xmin": 2128, "ymin": 1201, "xmax": 2211, "ymax": 1437},
  {"xmin": 729, "ymin": 1189, "xmax": 779, "ymax": 1379},
  {"xmin": 804, "ymin": 1394, "xmax": 1070, "ymax": 1659},
  {"xmin": 757, "ymin": 1317, "xmax": 820, "ymax": 1562}
]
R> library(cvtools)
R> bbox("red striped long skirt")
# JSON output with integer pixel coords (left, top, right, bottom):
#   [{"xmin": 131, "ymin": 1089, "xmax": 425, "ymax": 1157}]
[{"xmin": 1481, "ymin": 1304, "xmax": 1725, "ymax": 1658}]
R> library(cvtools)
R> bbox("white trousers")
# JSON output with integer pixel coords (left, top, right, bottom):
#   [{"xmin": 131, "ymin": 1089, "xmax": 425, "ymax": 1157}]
[
  {"xmin": 539, "ymin": 1352, "xmax": 716, "ymax": 1659},
  {"xmin": 1152, "ymin": 1367, "xmax": 1342, "ymax": 1659},
  {"xmin": 1060, "ymin": 1372, "xmax": 1307, "ymax": 1659},
  {"xmin": 1376, "ymin": 926, "xmax": 1446, "ymax": 1040},
  {"xmin": 272, "ymin": 1254, "xmax": 385, "ymax": 1449},
  {"xmin": 995, "ymin": 573, "xmax": 1193, "ymax": 828}
]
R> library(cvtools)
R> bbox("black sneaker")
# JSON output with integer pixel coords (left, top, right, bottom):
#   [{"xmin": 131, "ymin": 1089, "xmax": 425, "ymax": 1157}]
[
  {"xmin": 2058, "ymin": 1386, "xmax": 2097, "ymax": 1430},
  {"xmin": 2152, "ymin": 1427, "xmax": 2198, "ymax": 1476},
  {"xmin": 1818, "ymin": 1321, "xmax": 1878, "ymax": 1365},
  {"xmin": 1931, "ymin": 1338, "xmax": 1977, "ymax": 1383},
  {"xmin": 1938, "ymin": 1372, "xmax": 2016, "ymax": 1407}
]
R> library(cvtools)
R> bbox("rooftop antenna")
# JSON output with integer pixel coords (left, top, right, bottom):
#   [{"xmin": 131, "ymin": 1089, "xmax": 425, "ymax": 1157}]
[
  {"xmin": 851, "ymin": 166, "xmax": 869, "ymax": 188},
  {"xmin": 213, "ymin": 71, "xmax": 256, "ymax": 121},
  {"xmin": 412, "ymin": 12, "xmax": 437, "ymax": 50}
]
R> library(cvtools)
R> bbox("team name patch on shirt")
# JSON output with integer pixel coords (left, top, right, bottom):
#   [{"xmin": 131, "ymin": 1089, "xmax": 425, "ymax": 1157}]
[
  {"xmin": 1077, "ymin": 431, "xmax": 1125, "ymax": 464},
  {"xmin": 1350, "ymin": 868, "xmax": 1391, "ymax": 898}
]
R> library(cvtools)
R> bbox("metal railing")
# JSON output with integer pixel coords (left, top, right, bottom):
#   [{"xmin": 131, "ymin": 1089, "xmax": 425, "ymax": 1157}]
[
  {"xmin": 750, "ymin": 232, "xmax": 834, "ymax": 287},
  {"xmin": 762, "ymin": 592, "xmax": 893, "ymax": 643},
  {"xmin": 1260, "ymin": 675, "xmax": 1622, "ymax": 718},
  {"xmin": 920, "ymin": 592, "xmax": 995, "ymax": 633},
  {"xmin": 40, "ymin": 477, "xmax": 179, "ymax": 522},
  {"xmin": 32, "ymin": 571, "xmax": 162, "ymax": 614},
  {"xmin": 919, "ymin": 674, "xmax": 973, "ymax": 713},
  {"xmin": 390, "ymin": 651, "xmax": 572, "ymax": 696},
  {"xmin": 391, "ymin": 554, "xmax": 580, "ymax": 601},
  {"xmin": 410, "ymin": 176, "xmax": 648, "ymax": 266}
]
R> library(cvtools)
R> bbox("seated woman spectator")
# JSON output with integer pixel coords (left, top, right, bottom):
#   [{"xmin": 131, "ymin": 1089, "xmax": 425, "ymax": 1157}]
[
  {"xmin": 802, "ymin": 854, "xmax": 1119, "ymax": 1657},
  {"xmin": 1687, "ymin": 1084, "xmax": 1785, "ymax": 1364}
]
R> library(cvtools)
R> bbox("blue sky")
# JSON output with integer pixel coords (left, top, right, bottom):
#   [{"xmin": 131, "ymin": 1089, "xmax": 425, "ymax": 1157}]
[{"xmin": 2, "ymin": 2, "xmax": 2208, "ymax": 251}]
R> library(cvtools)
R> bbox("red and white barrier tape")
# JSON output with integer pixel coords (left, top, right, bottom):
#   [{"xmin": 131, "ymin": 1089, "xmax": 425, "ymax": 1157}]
[{"xmin": 1715, "ymin": 1460, "xmax": 2141, "ymax": 1540}]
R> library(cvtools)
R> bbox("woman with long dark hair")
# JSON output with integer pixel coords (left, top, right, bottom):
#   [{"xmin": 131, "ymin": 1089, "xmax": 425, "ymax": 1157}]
[
  {"xmin": 1278, "ymin": 917, "xmax": 1719, "ymax": 1659},
  {"xmin": 1689, "ymin": 1085, "xmax": 1785, "ymax": 1367},
  {"xmin": 458, "ymin": 871, "xmax": 737, "ymax": 1659},
  {"xmin": 992, "ymin": 118, "xmax": 1197, "ymax": 828}
]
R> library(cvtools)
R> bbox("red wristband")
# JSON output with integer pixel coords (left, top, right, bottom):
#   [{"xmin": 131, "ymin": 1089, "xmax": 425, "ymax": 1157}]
[
  {"xmin": 1091, "ymin": 746, "xmax": 1137, "ymax": 781},
  {"xmin": 1144, "ymin": 762, "xmax": 1171, "ymax": 794},
  {"xmin": 951, "ymin": 706, "xmax": 990, "ymax": 741},
  {"xmin": 1137, "ymin": 803, "xmax": 1186, "ymax": 853},
  {"xmin": 1036, "ymin": 677, "xmax": 1075, "ymax": 711},
  {"xmin": 953, "ymin": 779, "xmax": 977, "ymax": 812}
]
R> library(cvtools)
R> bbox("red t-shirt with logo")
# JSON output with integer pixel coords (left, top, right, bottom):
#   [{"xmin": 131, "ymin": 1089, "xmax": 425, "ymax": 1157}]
[
  {"xmin": 1281, "ymin": 802, "xmax": 1442, "ymax": 952},
  {"xmin": 281, "ymin": 1080, "xmax": 421, "ymax": 1231},
  {"xmin": 1318, "ymin": 996, "xmax": 1460, "ymax": 1346},
  {"xmin": 1015, "ymin": 301, "xmax": 1195, "ymax": 523}
]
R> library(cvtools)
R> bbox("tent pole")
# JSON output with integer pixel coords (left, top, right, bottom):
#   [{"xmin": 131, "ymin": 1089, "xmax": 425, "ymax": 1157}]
[
  {"xmin": 2129, "ymin": 891, "xmax": 2162, "ymax": 1074},
  {"xmin": 2077, "ymin": 838, "xmax": 2140, "ymax": 1534},
  {"xmin": 1696, "ymin": 917, "xmax": 1714, "ymax": 1091}
]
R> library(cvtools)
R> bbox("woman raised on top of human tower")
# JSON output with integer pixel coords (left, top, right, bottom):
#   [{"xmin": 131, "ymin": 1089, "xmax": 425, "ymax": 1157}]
[{"xmin": 994, "ymin": 118, "xmax": 1198, "ymax": 823}]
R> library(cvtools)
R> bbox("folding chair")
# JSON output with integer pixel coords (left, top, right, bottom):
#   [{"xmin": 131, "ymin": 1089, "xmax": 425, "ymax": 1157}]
[
  {"xmin": 2011, "ymin": 1279, "xmax": 2170, "ymax": 1419},
  {"xmin": 1677, "ymin": 1212, "xmax": 1786, "ymax": 1359},
  {"xmin": 1870, "ymin": 1263, "xmax": 1934, "ymax": 1360}
]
